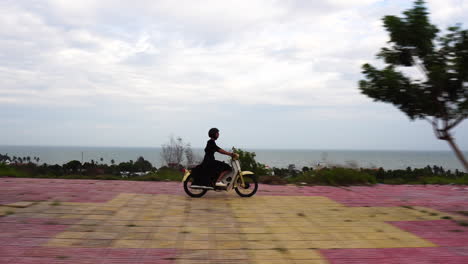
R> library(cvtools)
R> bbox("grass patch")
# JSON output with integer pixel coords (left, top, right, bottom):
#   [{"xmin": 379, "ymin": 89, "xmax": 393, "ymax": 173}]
[
  {"xmin": 400, "ymin": 205, "xmax": 414, "ymax": 210},
  {"xmin": 430, "ymin": 213, "xmax": 438, "ymax": 216},
  {"xmin": 441, "ymin": 216, "xmax": 452, "ymax": 220},
  {"xmin": 297, "ymin": 212, "xmax": 306, "ymax": 217},
  {"xmin": 5, "ymin": 210, "xmax": 15, "ymax": 216},
  {"xmin": 180, "ymin": 231, "xmax": 191, "ymax": 234},
  {"xmin": 457, "ymin": 221, "xmax": 468, "ymax": 227},
  {"xmin": 126, "ymin": 224, "xmax": 137, "ymax": 227},
  {"xmin": 449, "ymin": 229, "xmax": 463, "ymax": 232},
  {"xmin": 456, "ymin": 211, "xmax": 468, "ymax": 216},
  {"xmin": 56, "ymin": 256, "xmax": 69, "ymax": 259},
  {"xmin": 51, "ymin": 200, "xmax": 61, "ymax": 206}
]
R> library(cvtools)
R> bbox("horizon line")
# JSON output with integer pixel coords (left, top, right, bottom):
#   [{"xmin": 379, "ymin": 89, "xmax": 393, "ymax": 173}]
[{"xmin": 0, "ymin": 144, "xmax": 466, "ymax": 152}]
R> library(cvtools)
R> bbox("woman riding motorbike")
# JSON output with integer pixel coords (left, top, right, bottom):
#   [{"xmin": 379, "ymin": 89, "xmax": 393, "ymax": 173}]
[{"xmin": 191, "ymin": 128, "xmax": 236, "ymax": 189}]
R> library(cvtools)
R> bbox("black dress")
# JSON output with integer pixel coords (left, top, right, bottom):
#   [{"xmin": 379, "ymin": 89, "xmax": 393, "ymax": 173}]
[{"xmin": 191, "ymin": 139, "xmax": 232, "ymax": 186}]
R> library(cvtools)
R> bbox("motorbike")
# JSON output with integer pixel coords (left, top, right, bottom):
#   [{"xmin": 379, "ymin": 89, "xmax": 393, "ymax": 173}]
[{"xmin": 182, "ymin": 150, "xmax": 258, "ymax": 198}]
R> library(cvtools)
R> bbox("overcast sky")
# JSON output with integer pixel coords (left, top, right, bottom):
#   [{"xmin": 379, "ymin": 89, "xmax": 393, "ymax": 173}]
[{"xmin": 1, "ymin": 0, "xmax": 467, "ymax": 150}]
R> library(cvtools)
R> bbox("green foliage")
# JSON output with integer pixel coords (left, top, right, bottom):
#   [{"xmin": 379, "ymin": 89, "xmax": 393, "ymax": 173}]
[
  {"xmin": 63, "ymin": 160, "xmax": 82, "ymax": 174},
  {"xmin": 361, "ymin": 0, "xmax": 467, "ymax": 121},
  {"xmin": 133, "ymin": 156, "xmax": 153, "ymax": 172},
  {"xmin": 134, "ymin": 167, "xmax": 183, "ymax": 181},
  {"xmin": 2, "ymin": 153, "xmax": 467, "ymax": 185},
  {"xmin": 0, "ymin": 163, "xmax": 29, "ymax": 177},
  {"xmin": 287, "ymin": 168, "xmax": 376, "ymax": 186},
  {"xmin": 362, "ymin": 165, "xmax": 468, "ymax": 184},
  {"xmin": 258, "ymin": 175, "xmax": 288, "ymax": 185},
  {"xmin": 359, "ymin": 0, "xmax": 468, "ymax": 170},
  {"xmin": 233, "ymin": 148, "xmax": 270, "ymax": 176}
]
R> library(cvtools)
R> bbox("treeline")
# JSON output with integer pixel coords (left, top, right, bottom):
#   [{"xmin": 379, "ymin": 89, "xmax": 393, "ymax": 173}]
[
  {"xmin": 0, "ymin": 153, "xmax": 185, "ymax": 181},
  {"xmin": 233, "ymin": 149, "xmax": 468, "ymax": 186},
  {"xmin": 1, "ymin": 150, "xmax": 467, "ymax": 185}
]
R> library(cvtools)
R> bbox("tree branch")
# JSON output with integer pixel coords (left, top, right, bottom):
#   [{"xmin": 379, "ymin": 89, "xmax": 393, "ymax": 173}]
[{"xmin": 447, "ymin": 114, "xmax": 466, "ymax": 130}]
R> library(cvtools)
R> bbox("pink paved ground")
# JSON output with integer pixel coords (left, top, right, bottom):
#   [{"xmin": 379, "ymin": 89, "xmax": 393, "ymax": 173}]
[{"xmin": 1, "ymin": 178, "xmax": 468, "ymax": 264}]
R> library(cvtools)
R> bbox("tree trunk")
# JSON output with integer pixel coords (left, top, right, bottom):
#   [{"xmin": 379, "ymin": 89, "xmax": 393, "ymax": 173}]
[{"xmin": 444, "ymin": 135, "xmax": 468, "ymax": 172}]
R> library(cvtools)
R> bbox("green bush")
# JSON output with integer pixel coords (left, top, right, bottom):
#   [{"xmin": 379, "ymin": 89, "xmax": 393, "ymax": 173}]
[
  {"xmin": 259, "ymin": 175, "xmax": 288, "ymax": 185},
  {"xmin": 233, "ymin": 148, "xmax": 270, "ymax": 176},
  {"xmin": 289, "ymin": 168, "xmax": 376, "ymax": 186},
  {"xmin": 133, "ymin": 168, "xmax": 183, "ymax": 182},
  {"xmin": 0, "ymin": 164, "xmax": 29, "ymax": 177}
]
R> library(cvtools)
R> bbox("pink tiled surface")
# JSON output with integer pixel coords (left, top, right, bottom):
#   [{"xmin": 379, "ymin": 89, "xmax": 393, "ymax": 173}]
[
  {"xmin": 321, "ymin": 247, "xmax": 468, "ymax": 264},
  {"xmin": 2, "ymin": 178, "xmax": 467, "ymax": 213},
  {"xmin": 320, "ymin": 225, "xmax": 468, "ymax": 263},
  {"xmin": 391, "ymin": 220, "xmax": 468, "ymax": 247},
  {"xmin": 1, "ymin": 178, "xmax": 468, "ymax": 264}
]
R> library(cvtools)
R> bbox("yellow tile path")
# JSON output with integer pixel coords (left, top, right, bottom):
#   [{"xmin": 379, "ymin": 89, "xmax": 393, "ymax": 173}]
[{"xmin": 9, "ymin": 193, "xmax": 459, "ymax": 264}]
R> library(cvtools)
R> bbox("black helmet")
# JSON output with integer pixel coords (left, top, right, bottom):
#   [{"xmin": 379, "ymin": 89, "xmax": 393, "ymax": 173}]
[{"xmin": 208, "ymin": 128, "xmax": 219, "ymax": 138}]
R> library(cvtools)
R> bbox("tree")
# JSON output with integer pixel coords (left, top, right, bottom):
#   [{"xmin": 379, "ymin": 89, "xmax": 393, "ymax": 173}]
[
  {"xmin": 63, "ymin": 160, "xmax": 82, "ymax": 173},
  {"xmin": 233, "ymin": 148, "xmax": 270, "ymax": 176},
  {"xmin": 134, "ymin": 156, "xmax": 153, "ymax": 172},
  {"xmin": 161, "ymin": 136, "xmax": 185, "ymax": 167},
  {"xmin": 359, "ymin": 0, "xmax": 468, "ymax": 171},
  {"xmin": 184, "ymin": 143, "xmax": 202, "ymax": 168}
]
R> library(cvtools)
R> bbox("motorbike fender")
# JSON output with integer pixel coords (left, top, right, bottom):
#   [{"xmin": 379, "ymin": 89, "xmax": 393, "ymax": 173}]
[
  {"xmin": 182, "ymin": 170, "xmax": 191, "ymax": 182},
  {"xmin": 240, "ymin": 171, "xmax": 254, "ymax": 176}
]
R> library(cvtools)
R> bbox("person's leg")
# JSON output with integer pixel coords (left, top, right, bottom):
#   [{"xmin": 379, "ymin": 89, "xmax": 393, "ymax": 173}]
[{"xmin": 217, "ymin": 170, "xmax": 229, "ymax": 182}]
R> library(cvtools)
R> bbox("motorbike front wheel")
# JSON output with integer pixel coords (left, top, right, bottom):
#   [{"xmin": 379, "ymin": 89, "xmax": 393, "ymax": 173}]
[
  {"xmin": 235, "ymin": 174, "xmax": 258, "ymax": 197},
  {"xmin": 183, "ymin": 175, "xmax": 208, "ymax": 198}
]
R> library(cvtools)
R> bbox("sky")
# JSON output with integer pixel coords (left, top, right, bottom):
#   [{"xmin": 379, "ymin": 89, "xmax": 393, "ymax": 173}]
[{"xmin": 0, "ymin": 0, "xmax": 467, "ymax": 150}]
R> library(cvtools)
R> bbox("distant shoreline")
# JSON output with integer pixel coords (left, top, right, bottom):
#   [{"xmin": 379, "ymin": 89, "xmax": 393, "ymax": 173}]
[
  {"xmin": 1, "ymin": 145, "xmax": 467, "ymax": 171},
  {"xmin": 0, "ymin": 144, "xmax": 465, "ymax": 152}
]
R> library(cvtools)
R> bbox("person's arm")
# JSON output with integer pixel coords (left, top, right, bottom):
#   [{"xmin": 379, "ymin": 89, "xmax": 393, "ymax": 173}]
[{"xmin": 218, "ymin": 148, "xmax": 234, "ymax": 157}]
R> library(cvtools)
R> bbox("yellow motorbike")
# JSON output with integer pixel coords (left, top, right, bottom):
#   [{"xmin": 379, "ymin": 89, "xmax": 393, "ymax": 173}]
[{"xmin": 182, "ymin": 152, "xmax": 258, "ymax": 198}]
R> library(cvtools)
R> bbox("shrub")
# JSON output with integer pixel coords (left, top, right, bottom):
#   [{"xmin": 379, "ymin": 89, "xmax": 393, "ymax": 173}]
[
  {"xmin": 133, "ymin": 167, "xmax": 183, "ymax": 181},
  {"xmin": 289, "ymin": 168, "xmax": 376, "ymax": 186},
  {"xmin": 0, "ymin": 164, "xmax": 29, "ymax": 177},
  {"xmin": 234, "ymin": 148, "xmax": 270, "ymax": 176},
  {"xmin": 259, "ymin": 175, "xmax": 288, "ymax": 185}
]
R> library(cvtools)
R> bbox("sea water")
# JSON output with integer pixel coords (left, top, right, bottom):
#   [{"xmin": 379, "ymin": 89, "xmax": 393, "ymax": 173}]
[{"xmin": 1, "ymin": 145, "xmax": 466, "ymax": 171}]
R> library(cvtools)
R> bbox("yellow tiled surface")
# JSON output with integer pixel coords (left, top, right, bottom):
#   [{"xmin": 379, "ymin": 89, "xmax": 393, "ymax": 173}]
[{"xmin": 11, "ymin": 193, "xmax": 457, "ymax": 263}]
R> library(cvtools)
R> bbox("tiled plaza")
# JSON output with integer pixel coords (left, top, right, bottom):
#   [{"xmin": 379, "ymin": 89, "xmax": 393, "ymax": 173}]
[{"xmin": 1, "ymin": 178, "xmax": 467, "ymax": 263}]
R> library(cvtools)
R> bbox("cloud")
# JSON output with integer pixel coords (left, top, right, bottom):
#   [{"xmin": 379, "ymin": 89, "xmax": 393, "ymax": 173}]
[{"xmin": 1, "ymin": 0, "xmax": 467, "ymax": 148}]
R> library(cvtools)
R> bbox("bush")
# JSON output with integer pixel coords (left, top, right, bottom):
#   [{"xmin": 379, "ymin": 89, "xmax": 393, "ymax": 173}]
[
  {"xmin": 0, "ymin": 163, "xmax": 29, "ymax": 177},
  {"xmin": 259, "ymin": 175, "xmax": 288, "ymax": 185},
  {"xmin": 234, "ymin": 148, "xmax": 270, "ymax": 176},
  {"xmin": 133, "ymin": 167, "xmax": 183, "ymax": 181},
  {"xmin": 289, "ymin": 168, "xmax": 376, "ymax": 186}
]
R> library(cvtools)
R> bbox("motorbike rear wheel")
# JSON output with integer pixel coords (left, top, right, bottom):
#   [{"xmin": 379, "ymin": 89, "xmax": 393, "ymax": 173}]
[
  {"xmin": 184, "ymin": 175, "xmax": 208, "ymax": 198},
  {"xmin": 235, "ymin": 174, "xmax": 258, "ymax": 197}
]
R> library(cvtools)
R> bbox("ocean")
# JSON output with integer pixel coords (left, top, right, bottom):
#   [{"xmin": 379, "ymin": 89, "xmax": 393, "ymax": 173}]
[{"xmin": 0, "ymin": 145, "xmax": 467, "ymax": 171}]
